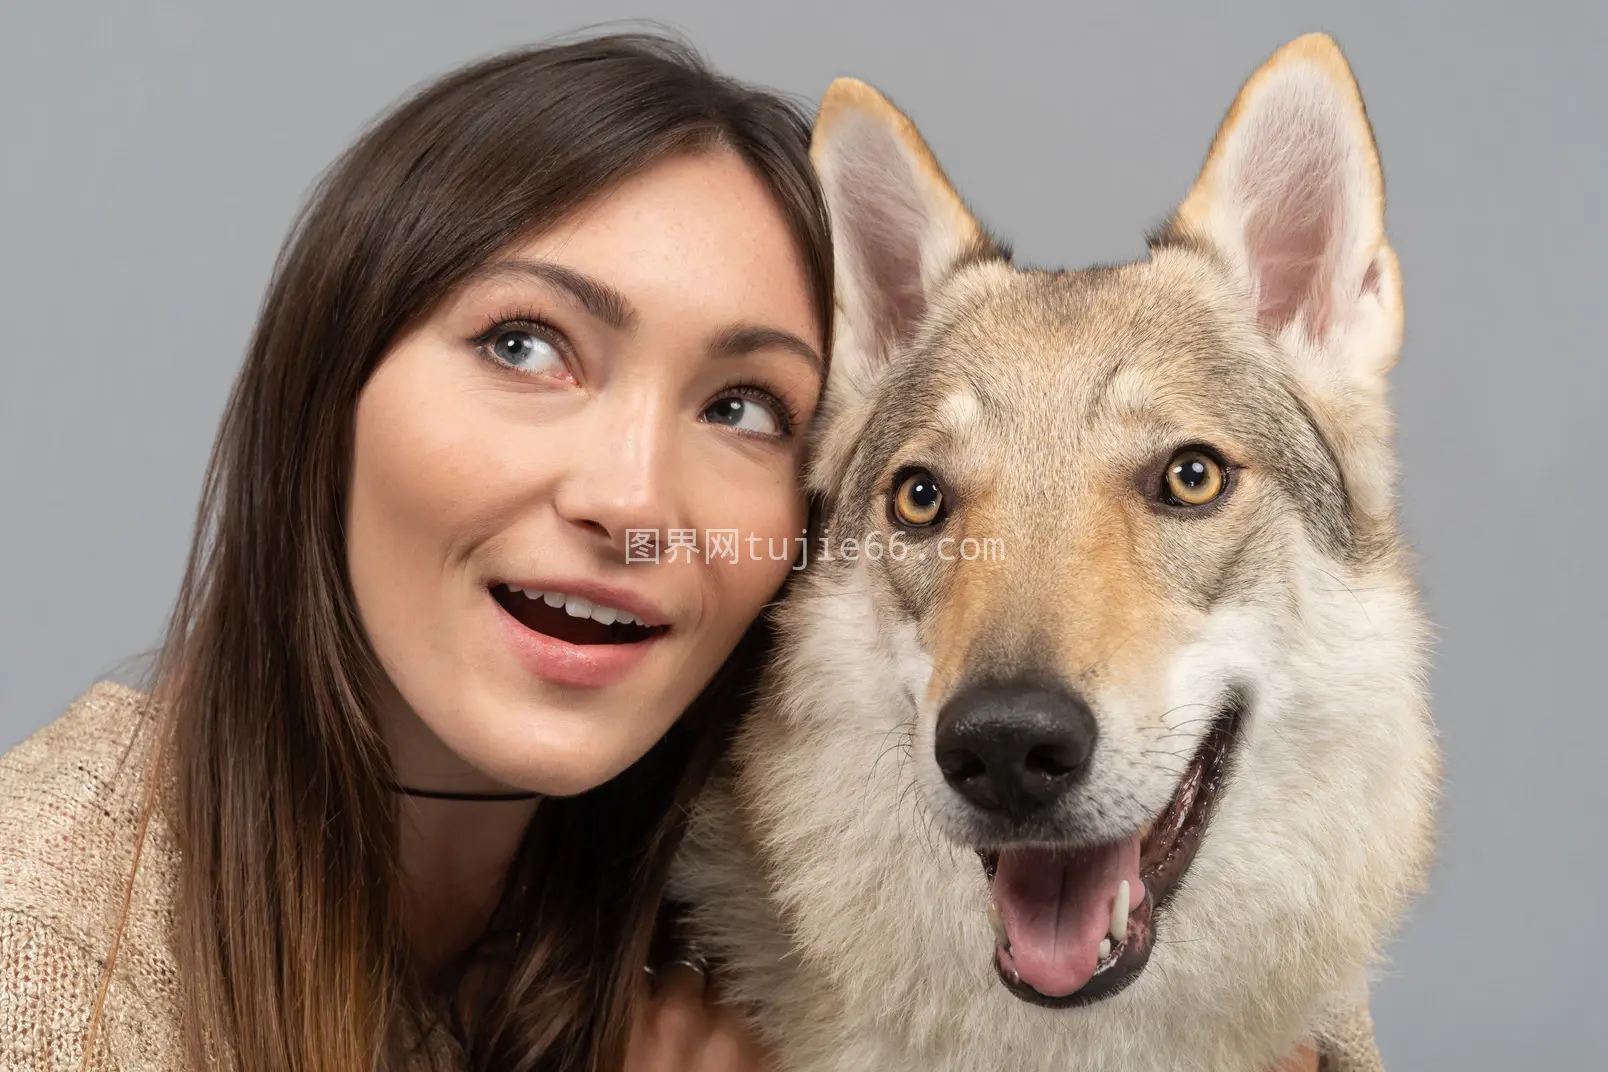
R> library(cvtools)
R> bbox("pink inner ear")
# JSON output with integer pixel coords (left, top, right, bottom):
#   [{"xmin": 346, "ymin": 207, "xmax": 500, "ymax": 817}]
[
  {"xmin": 1360, "ymin": 256, "xmax": 1381, "ymax": 297},
  {"xmin": 1235, "ymin": 99, "xmax": 1350, "ymax": 342},
  {"xmin": 835, "ymin": 119, "xmax": 930, "ymax": 357}
]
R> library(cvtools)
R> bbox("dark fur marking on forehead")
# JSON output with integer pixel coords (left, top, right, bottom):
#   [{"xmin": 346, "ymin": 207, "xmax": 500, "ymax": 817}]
[
  {"xmin": 859, "ymin": 284, "xmax": 1015, "ymax": 443},
  {"xmin": 1065, "ymin": 260, "xmax": 1359, "ymax": 560},
  {"xmin": 827, "ymin": 246, "xmax": 1361, "ymax": 594}
]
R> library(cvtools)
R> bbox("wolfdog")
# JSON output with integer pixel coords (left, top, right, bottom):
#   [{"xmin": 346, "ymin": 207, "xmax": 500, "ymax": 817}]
[{"xmin": 671, "ymin": 33, "xmax": 1439, "ymax": 1072}]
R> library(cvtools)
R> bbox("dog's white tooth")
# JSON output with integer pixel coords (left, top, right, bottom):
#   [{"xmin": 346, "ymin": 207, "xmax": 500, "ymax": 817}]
[
  {"xmin": 987, "ymin": 899, "xmax": 1009, "ymax": 948},
  {"xmin": 591, "ymin": 604, "xmax": 618, "ymax": 626},
  {"xmin": 1099, "ymin": 937, "xmax": 1112, "ymax": 962},
  {"xmin": 542, "ymin": 591, "xmax": 565, "ymax": 608},
  {"xmin": 1109, "ymin": 879, "xmax": 1130, "ymax": 942},
  {"xmin": 564, "ymin": 595, "xmax": 593, "ymax": 618}
]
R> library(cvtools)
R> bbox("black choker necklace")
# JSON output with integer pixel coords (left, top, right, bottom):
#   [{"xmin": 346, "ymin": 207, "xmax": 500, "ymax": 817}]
[{"xmin": 388, "ymin": 783, "xmax": 541, "ymax": 802}]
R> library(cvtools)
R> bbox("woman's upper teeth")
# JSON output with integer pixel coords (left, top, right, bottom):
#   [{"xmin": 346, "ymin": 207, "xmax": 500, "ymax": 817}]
[{"xmin": 505, "ymin": 585, "xmax": 642, "ymax": 627}]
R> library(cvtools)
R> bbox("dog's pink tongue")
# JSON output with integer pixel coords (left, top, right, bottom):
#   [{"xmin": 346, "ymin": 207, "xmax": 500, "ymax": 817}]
[{"xmin": 992, "ymin": 836, "xmax": 1143, "ymax": 997}]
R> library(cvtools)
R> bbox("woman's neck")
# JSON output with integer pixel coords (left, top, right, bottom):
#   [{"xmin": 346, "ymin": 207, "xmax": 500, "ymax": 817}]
[
  {"xmin": 396, "ymin": 793, "xmax": 541, "ymax": 976},
  {"xmin": 378, "ymin": 686, "xmax": 542, "ymax": 976}
]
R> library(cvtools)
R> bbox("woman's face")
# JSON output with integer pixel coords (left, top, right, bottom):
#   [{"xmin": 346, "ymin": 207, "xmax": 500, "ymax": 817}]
[{"xmin": 348, "ymin": 150, "xmax": 822, "ymax": 796}]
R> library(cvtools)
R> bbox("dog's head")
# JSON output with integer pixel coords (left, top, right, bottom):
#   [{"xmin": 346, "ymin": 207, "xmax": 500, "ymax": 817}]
[{"xmin": 803, "ymin": 34, "xmax": 1432, "ymax": 1011}]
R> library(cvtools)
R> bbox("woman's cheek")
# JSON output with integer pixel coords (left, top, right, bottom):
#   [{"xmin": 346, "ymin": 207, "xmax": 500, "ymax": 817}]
[{"xmin": 735, "ymin": 498, "xmax": 806, "ymax": 603}]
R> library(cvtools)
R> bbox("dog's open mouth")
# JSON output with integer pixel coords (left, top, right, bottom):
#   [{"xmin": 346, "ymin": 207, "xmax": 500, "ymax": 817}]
[{"xmin": 979, "ymin": 694, "xmax": 1245, "ymax": 1007}]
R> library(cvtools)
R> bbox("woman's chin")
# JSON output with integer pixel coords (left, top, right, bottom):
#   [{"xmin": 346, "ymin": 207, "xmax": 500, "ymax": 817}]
[{"xmin": 446, "ymin": 688, "xmax": 683, "ymax": 798}]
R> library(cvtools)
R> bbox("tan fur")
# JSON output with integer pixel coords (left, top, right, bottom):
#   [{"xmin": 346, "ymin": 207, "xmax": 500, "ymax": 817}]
[{"xmin": 673, "ymin": 34, "xmax": 1438, "ymax": 1072}]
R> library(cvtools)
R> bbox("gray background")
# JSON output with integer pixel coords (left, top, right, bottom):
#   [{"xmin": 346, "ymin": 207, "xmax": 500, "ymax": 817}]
[{"xmin": 2, "ymin": 0, "xmax": 1601, "ymax": 1066}]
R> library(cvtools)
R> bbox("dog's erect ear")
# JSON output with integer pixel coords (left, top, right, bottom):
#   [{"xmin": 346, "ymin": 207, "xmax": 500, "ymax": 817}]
[
  {"xmin": 810, "ymin": 79, "xmax": 996, "ymax": 414},
  {"xmin": 1166, "ymin": 34, "xmax": 1402, "ymax": 390}
]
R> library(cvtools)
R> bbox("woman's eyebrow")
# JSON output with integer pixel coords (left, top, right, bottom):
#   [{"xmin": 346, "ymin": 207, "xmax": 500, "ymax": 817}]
[
  {"xmin": 460, "ymin": 260, "xmax": 820, "ymax": 370},
  {"xmin": 707, "ymin": 324, "xmax": 823, "ymax": 373},
  {"xmin": 466, "ymin": 259, "xmax": 637, "ymax": 331}
]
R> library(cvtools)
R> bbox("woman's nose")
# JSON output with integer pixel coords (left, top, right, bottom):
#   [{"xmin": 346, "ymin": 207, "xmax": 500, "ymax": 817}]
[{"xmin": 551, "ymin": 404, "xmax": 680, "ymax": 558}]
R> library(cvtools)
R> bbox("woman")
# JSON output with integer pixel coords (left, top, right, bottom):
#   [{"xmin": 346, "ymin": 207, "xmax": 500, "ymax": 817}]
[
  {"xmin": 2, "ymin": 32, "xmax": 824, "ymax": 1071},
  {"xmin": 0, "ymin": 31, "xmax": 1329, "ymax": 1072}
]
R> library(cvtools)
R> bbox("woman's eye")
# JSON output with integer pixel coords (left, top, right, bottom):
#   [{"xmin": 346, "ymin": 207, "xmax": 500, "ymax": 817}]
[
  {"xmin": 485, "ymin": 327, "xmax": 565, "ymax": 375},
  {"xmin": 703, "ymin": 394, "xmax": 784, "ymax": 437}
]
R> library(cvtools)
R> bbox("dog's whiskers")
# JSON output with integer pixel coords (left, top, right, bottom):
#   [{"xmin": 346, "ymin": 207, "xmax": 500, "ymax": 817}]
[
  {"xmin": 1315, "ymin": 568, "xmax": 1374, "ymax": 628},
  {"xmin": 1076, "ymin": 628, "xmax": 1140, "ymax": 685}
]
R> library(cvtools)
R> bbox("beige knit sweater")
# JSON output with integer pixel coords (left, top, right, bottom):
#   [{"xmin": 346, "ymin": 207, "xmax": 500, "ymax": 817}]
[
  {"xmin": 0, "ymin": 682, "xmax": 461, "ymax": 1070},
  {"xmin": 0, "ymin": 683, "xmax": 1387, "ymax": 1070}
]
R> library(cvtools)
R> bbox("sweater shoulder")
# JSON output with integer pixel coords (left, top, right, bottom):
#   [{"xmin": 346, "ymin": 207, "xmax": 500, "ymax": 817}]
[
  {"xmin": 0, "ymin": 682, "xmax": 184, "ymax": 1064},
  {"xmin": 0, "ymin": 681, "xmax": 170, "ymax": 920}
]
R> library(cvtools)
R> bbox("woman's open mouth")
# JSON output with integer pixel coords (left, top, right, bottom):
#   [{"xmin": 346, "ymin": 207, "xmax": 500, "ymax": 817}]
[
  {"xmin": 492, "ymin": 583, "xmax": 669, "ymax": 644},
  {"xmin": 491, "ymin": 583, "xmax": 670, "ymax": 688},
  {"xmin": 980, "ymin": 693, "xmax": 1246, "ymax": 1008}
]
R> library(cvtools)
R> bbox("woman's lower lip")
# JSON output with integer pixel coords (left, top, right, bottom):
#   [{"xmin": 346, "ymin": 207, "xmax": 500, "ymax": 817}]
[{"xmin": 495, "ymin": 597, "xmax": 662, "ymax": 687}]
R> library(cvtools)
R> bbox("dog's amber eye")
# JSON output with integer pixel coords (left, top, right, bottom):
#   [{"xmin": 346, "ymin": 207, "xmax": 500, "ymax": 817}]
[
  {"xmin": 892, "ymin": 469, "xmax": 946, "ymax": 527},
  {"xmin": 1163, "ymin": 450, "xmax": 1226, "ymax": 507}
]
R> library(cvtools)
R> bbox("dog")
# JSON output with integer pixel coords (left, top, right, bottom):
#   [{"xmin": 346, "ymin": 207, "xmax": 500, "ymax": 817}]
[{"xmin": 670, "ymin": 33, "xmax": 1440, "ymax": 1072}]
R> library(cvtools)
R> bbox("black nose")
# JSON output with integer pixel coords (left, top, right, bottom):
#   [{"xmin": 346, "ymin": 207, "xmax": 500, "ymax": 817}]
[{"xmin": 934, "ymin": 683, "xmax": 1097, "ymax": 821}]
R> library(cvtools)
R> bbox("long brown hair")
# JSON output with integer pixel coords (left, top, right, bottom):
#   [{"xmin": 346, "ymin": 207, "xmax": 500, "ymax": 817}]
[{"xmin": 91, "ymin": 33, "xmax": 832, "ymax": 1072}]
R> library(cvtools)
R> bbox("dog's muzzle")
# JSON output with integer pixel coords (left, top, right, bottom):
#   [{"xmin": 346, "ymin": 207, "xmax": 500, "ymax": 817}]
[{"xmin": 935, "ymin": 682, "xmax": 1248, "ymax": 1008}]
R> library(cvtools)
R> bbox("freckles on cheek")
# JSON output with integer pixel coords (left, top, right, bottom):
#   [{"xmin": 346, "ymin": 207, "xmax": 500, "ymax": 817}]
[
  {"xmin": 351, "ymin": 360, "xmax": 516, "ymax": 555},
  {"xmin": 353, "ymin": 387, "xmax": 449, "ymax": 538},
  {"xmin": 348, "ymin": 394, "xmax": 438, "ymax": 635},
  {"xmin": 349, "ymin": 381, "xmax": 500, "ymax": 625}
]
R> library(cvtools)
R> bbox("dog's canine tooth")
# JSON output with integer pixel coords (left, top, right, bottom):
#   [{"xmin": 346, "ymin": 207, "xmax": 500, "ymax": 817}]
[
  {"xmin": 1099, "ymin": 937, "xmax": 1112, "ymax": 962},
  {"xmin": 1109, "ymin": 880, "xmax": 1130, "ymax": 942},
  {"xmin": 987, "ymin": 898, "xmax": 1010, "ymax": 950}
]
